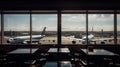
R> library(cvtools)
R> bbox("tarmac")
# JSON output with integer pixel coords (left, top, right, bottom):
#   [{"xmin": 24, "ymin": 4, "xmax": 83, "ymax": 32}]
[
  {"xmin": 1, "ymin": 36, "xmax": 120, "ymax": 45},
  {"xmin": 39, "ymin": 36, "xmax": 82, "ymax": 44}
]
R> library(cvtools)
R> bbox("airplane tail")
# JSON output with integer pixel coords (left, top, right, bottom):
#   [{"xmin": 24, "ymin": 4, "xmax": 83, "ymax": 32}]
[{"xmin": 41, "ymin": 27, "xmax": 46, "ymax": 35}]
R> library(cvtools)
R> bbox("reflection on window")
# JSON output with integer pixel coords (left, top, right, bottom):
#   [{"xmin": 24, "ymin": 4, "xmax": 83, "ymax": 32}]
[
  {"xmin": 32, "ymin": 14, "xmax": 57, "ymax": 44},
  {"xmin": 117, "ymin": 14, "xmax": 120, "ymax": 44},
  {"xmin": 4, "ymin": 14, "xmax": 30, "ymax": 44},
  {"xmin": 62, "ymin": 14, "xmax": 86, "ymax": 45},
  {"xmin": 88, "ymin": 14, "xmax": 114, "ymax": 44}
]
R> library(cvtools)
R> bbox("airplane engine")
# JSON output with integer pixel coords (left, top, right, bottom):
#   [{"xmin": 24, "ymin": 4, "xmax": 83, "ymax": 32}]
[
  {"xmin": 7, "ymin": 40, "xmax": 10, "ymax": 43},
  {"xmin": 7, "ymin": 38, "xmax": 13, "ymax": 43},
  {"xmin": 101, "ymin": 41, "xmax": 105, "ymax": 44}
]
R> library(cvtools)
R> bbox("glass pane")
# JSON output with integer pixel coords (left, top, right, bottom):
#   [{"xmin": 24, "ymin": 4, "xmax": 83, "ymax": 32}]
[
  {"xmin": 32, "ymin": 14, "xmax": 57, "ymax": 44},
  {"xmin": 4, "ymin": 14, "xmax": 30, "ymax": 44},
  {"xmin": 88, "ymin": 14, "xmax": 114, "ymax": 44},
  {"xmin": 117, "ymin": 14, "xmax": 120, "ymax": 44},
  {"xmin": 62, "ymin": 14, "xmax": 86, "ymax": 45}
]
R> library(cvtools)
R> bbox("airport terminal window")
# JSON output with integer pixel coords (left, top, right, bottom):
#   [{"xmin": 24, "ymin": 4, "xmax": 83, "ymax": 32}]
[
  {"xmin": 32, "ymin": 14, "xmax": 57, "ymax": 44},
  {"xmin": 117, "ymin": 14, "xmax": 120, "ymax": 44},
  {"xmin": 4, "ymin": 14, "xmax": 30, "ymax": 44},
  {"xmin": 88, "ymin": 14, "xmax": 114, "ymax": 44},
  {"xmin": 62, "ymin": 14, "xmax": 86, "ymax": 45},
  {"xmin": 0, "ymin": 10, "xmax": 118, "ymax": 45}
]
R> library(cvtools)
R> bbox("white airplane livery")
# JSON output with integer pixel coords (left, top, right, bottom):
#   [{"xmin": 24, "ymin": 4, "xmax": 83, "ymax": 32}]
[
  {"xmin": 73, "ymin": 34, "xmax": 114, "ymax": 44},
  {"xmin": 73, "ymin": 34, "xmax": 94, "ymax": 44},
  {"xmin": 7, "ymin": 27, "xmax": 46, "ymax": 44}
]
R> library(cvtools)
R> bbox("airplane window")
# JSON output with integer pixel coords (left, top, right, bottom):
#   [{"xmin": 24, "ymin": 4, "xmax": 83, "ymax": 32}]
[
  {"xmin": 62, "ymin": 14, "xmax": 86, "ymax": 45},
  {"xmin": 117, "ymin": 14, "xmax": 120, "ymax": 44},
  {"xmin": 32, "ymin": 14, "xmax": 57, "ymax": 45},
  {"xmin": 4, "ymin": 14, "xmax": 30, "ymax": 44},
  {"xmin": 13, "ymin": 39, "xmax": 17, "ymax": 40},
  {"xmin": 88, "ymin": 14, "xmax": 114, "ymax": 45}
]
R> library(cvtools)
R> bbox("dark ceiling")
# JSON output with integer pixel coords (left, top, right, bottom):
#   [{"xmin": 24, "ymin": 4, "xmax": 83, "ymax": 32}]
[{"xmin": 0, "ymin": 0, "xmax": 120, "ymax": 10}]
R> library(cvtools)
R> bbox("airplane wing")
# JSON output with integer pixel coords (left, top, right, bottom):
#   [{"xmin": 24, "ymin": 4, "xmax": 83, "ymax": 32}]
[
  {"xmin": 91, "ymin": 38, "xmax": 114, "ymax": 42},
  {"xmin": 23, "ymin": 39, "xmax": 40, "ymax": 44},
  {"xmin": 73, "ymin": 38, "xmax": 83, "ymax": 41},
  {"xmin": 87, "ymin": 37, "xmax": 115, "ymax": 44}
]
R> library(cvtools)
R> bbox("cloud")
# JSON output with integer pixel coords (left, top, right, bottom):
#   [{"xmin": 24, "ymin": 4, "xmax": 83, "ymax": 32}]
[
  {"xmin": 62, "ymin": 14, "xmax": 114, "ymax": 31},
  {"xmin": 5, "ymin": 24, "xmax": 29, "ymax": 31},
  {"xmin": 3, "ymin": 14, "xmax": 120, "ymax": 31},
  {"xmin": 62, "ymin": 26, "xmax": 86, "ymax": 31},
  {"xmin": 33, "ymin": 26, "xmax": 57, "ymax": 31},
  {"xmin": 48, "ymin": 17, "xmax": 57, "ymax": 21},
  {"xmin": 62, "ymin": 14, "xmax": 85, "ymax": 23},
  {"xmin": 89, "ymin": 25, "xmax": 114, "ymax": 31}
]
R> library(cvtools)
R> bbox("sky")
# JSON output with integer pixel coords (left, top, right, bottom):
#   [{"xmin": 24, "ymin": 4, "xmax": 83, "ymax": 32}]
[{"xmin": 0, "ymin": 14, "xmax": 120, "ymax": 31}]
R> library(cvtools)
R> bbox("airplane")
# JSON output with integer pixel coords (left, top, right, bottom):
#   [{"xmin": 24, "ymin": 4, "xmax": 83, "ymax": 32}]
[
  {"xmin": 72, "ymin": 34, "xmax": 95, "ymax": 44},
  {"xmin": 7, "ymin": 27, "xmax": 46, "ymax": 44},
  {"xmin": 71, "ymin": 27, "xmax": 116, "ymax": 44},
  {"xmin": 72, "ymin": 33, "xmax": 115, "ymax": 44}
]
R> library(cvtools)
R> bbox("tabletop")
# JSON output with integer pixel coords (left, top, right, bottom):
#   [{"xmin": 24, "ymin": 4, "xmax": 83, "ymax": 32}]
[
  {"xmin": 45, "ymin": 61, "xmax": 72, "ymax": 67},
  {"xmin": 8, "ymin": 48, "xmax": 39, "ymax": 54},
  {"xmin": 81, "ymin": 49, "xmax": 118, "ymax": 56},
  {"xmin": 48, "ymin": 48, "xmax": 70, "ymax": 53}
]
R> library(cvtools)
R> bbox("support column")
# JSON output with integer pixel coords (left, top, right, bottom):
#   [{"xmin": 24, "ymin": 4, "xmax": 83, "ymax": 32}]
[
  {"xmin": 30, "ymin": 10, "xmax": 32, "ymax": 44},
  {"xmin": 1, "ymin": 10, "xmax": 4, "ymax": 44},
  {"xmin": 86, "ymin": 10, "xmax": 88, "ymax": 46},
  {"xmin": 114, "ymin": 10, "xmax": 117, "ymax": 45},
  {"xmin": 57, "ymin": 10, "xmax": 61, "ymax": 46}
]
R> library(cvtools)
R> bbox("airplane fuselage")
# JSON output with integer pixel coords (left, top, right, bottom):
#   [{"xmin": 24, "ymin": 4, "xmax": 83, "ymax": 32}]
[
  {"xmin": 7, "ymin": 35, "xmax": 45, "ymax": 44},
  {"xmin": 7, "ymin": 27, "xmax": 46, "ymax": 44}
]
